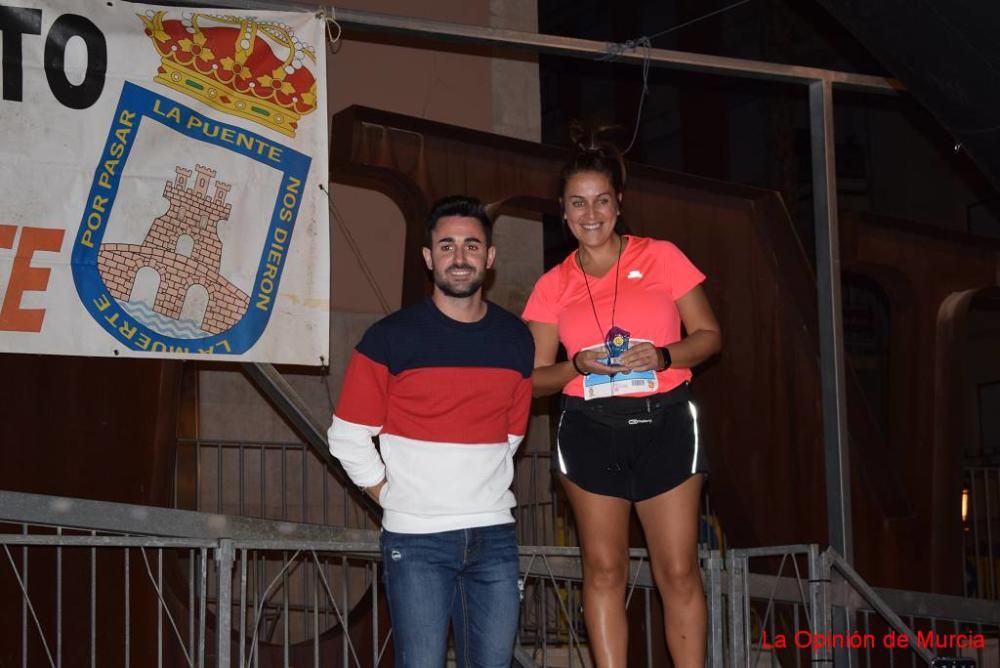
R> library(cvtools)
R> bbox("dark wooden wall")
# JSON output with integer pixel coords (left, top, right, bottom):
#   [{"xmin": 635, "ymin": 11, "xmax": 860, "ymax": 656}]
[
  {"xmin": 841, "ymin": 213, "xmax": 1000, "ymax": 591},
  {"xmin": 0, "ymin": 355, "xmax": 180, "ymax": 502},
  {"xmin": 0, "ymin": 354, "xmax": 183, "ymax": 665}
]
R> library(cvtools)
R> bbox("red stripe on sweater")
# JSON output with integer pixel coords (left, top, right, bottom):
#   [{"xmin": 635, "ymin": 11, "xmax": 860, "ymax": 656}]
[
  {"xmin": 335, "ymin": 351, "xmax": 389, "ymax": 428},
  {"xmin": 336, "ymin": 354, "xmax": 529, "ymax": 445},
  {"xmin": 385, "ymin": 366, "xmax": 528, "ymax": 443}
]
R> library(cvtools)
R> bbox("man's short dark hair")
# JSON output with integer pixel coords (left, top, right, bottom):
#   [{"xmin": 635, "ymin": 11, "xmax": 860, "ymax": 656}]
[{"xmin": 424, "ymin": 196, "xmax": 493, "ymax": 248}]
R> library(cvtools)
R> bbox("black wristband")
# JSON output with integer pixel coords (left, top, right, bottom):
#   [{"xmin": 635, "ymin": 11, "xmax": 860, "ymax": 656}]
[
  {"xmin": 572, "ymin": 351, "xmax": 591, "ymax": 376},
  {"xmin": 657, "ymin": 346, "xmax": 672, "ymax": 371}
]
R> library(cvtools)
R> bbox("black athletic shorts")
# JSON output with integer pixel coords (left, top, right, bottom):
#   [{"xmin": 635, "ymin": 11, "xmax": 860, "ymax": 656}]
[{"xmin": 554, "ymin": 382, "xmax": 708, "ymax": 502}]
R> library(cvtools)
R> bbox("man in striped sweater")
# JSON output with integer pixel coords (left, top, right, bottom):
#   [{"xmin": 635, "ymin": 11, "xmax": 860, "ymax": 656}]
[{"xmin": 328, "ymin": 196, "xmax": 534, "ymax": 667}]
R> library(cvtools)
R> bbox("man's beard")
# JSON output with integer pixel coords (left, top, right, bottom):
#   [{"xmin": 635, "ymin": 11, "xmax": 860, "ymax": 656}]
[{"xmin": 433, "ymin": 264, "xmax": 485, "ymax": 298}]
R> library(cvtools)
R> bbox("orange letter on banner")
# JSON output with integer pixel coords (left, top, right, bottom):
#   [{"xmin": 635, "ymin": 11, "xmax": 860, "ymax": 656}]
[
  {"xmin": 0, "ymin": 227, "xmax": 66, "ymax": 332},
  {"xmin": 0, "ymin": 225, "xmax": 14, "ymax": 250}
]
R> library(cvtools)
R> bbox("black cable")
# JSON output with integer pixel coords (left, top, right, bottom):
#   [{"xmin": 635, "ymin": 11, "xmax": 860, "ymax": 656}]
[{"xmin": 601, "ymin": 0, "xmax": 754, "ymax": 155}]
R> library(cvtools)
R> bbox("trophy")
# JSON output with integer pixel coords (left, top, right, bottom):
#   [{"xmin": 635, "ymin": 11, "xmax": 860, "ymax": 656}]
[{"xmin": 605, "ymin": 326, "xmax": 630, "ymax": 366}]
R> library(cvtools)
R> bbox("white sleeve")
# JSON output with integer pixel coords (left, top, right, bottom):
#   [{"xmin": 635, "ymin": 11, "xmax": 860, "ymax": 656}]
[{"xmin": 328, "ymin": 416, "xmax": 386, "ymax": 488}]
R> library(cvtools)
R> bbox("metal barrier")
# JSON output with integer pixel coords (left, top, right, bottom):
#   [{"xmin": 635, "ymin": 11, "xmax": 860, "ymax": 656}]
[
  {"xmin": 174, "ymin": 439, "xmax": 720, "ymax": 553},
  {"xmin": 6, "ymin": 492, "xmax": 1000, "ymax": 666},
  {"xmin": 725, "ymin": 545, "xmax": 1000, "ymax": 667},
  {"xmin": 174, "ymin": 438, "xmax": 378, "ymax": 529},
  {"xmin": 0, "ymin": 491, "xmax": 376, "ymax": 668},
  {"xmin": 0, "ymin": 491, "xmax": 663, "ymax": 668},
  {"xmin": 175, "ymin": 439, "xmax": 569, "ymax": 544}
]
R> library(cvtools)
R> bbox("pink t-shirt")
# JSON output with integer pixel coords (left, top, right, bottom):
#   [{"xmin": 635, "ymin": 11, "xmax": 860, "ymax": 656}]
[{"xmin": 522, "ymin": 236, "xmax": 705, "ymax": 398}]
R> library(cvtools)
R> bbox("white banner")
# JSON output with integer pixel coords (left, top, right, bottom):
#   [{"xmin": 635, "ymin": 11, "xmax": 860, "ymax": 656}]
[{"xmin": 0, "ymin": 1, "xmax": 329, "ymax": 364}]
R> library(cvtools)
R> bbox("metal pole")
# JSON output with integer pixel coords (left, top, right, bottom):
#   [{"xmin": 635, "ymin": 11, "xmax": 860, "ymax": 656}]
[
  {"xmin": 240, "ymin": 550, "xmax": 248, "ymax": 668},
  {"xmin": 809, "ymin": 79, "xmax": 854, "ymax": 564},
  {"xmin": 706, "ymin": 551, "xmax": 725, "ymax": 668},
  {"xmin": 826, "ymin": 550, "xmax": 935, "ymax": 664},
  {"xmin": 198, "ymin": 549, "xmax": 208, "ymax": 668},
  {"xmin": 139, "ymin": 1, "xmax": 898, "ymax": 93},
  {"xmin": 216, "ymin": 540, "xmax": 235, "ymax": 668},
  {"xmin": 814, "ymin": 549, "xmax": 833, "ymax": 667},
  {"xmin": 727, "ymin": 553, "xmax": 747, "ymax": 667}
]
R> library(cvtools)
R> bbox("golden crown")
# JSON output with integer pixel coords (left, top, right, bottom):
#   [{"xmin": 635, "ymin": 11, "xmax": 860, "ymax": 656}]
[{"xmin": 140, "ymin": 11, "xmax": 318, "ymax": 137}]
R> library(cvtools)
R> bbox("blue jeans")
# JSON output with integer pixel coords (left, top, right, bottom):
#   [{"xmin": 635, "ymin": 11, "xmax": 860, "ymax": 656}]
[{"xmin": 381, "ymin": 523, "xmax": 520, "ymax": 667}]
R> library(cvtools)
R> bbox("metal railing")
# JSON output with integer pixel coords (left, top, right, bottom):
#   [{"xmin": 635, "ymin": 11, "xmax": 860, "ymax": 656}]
[
  {"xmin": 6, "ymin": 490, "xmax": 999, "ymax": 666},
  {"xmin": 174, "ymin": 438, "xmax": 721, "ymax": 554},
  {"xmin": 176, "ymin": 440, "xmax": 575, "ymax": 546},
  {"xmin": 174, "ymin": 438, "xmax": 378, "ymax": 529},
  {"xmin": 1, "ymin": 530, "xmax": 217, "ymax": 668},
  {"xmin": 0, "ymin": 490, "xmax": 376, "ymax": 668},
  {"xmin": 0, "ymin": 491, "xmax": 664, "ymax": 667},
  {"xmin": 725, "ymin": 545, "xmax": 1000, "ymax": 667}
]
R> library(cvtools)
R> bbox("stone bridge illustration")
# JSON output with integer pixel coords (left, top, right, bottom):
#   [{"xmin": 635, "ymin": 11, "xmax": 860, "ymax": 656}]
[{"xmin": 98, "ymin": 164, "xmax": 250, "ymax": 335}]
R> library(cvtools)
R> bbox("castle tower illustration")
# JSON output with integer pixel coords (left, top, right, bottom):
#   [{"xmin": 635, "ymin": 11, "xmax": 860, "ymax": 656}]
[{"xmin": 98, "ymin": 164, "xmax": 251, "ymax": 335}]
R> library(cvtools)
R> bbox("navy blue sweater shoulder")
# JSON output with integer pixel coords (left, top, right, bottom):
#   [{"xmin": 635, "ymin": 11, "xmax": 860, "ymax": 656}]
[{"xmin": 356, "ymin": 299, "xmax": 534, "ymax": 378}]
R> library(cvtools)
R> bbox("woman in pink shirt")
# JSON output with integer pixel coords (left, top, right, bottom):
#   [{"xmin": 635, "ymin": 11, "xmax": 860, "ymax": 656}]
[{"xmin": 523, "ymin": 140, "xmax": 722, "ymax": 667}]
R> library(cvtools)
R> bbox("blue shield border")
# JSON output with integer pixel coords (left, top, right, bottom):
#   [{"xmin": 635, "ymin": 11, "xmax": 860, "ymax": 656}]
[{"xmin": 71, "ymin": 82, "xmax": 312, "ymax": 356}]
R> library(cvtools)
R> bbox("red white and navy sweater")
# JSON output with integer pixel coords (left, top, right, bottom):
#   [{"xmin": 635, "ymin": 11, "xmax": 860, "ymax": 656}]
[{"xmin": 328, "ymin": 299, "xmax": 534, "ymax": 533}]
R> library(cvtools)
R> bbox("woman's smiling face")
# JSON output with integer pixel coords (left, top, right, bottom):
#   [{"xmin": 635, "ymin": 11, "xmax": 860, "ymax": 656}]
[{"xmin": 562, "ymin": 170, "xmax": 621, "ymax": 248}]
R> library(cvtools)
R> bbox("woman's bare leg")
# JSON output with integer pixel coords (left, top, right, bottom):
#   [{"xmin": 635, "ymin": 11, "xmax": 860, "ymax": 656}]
[
  {"xmin": 560, "ymin": 475, "xmax": 632, "ymax": 668},
  {"xmin": 634, "ymin": 474, "xmax": 706, "ymax": 667}
]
